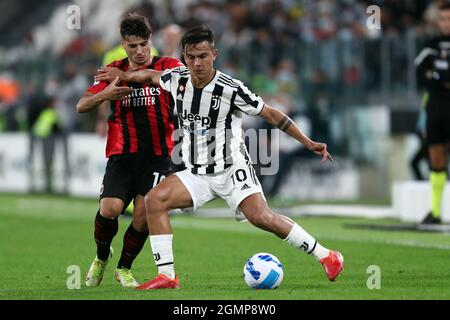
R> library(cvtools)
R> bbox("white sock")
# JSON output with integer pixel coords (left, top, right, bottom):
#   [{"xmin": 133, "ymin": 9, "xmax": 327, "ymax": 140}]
[
  {"xmin": 149, "ymin": 234, "xmax": 175, "ymax": 279},
  {"xmin": 284, "ymin": 223, "xmax": 329, "ymax": 261}
]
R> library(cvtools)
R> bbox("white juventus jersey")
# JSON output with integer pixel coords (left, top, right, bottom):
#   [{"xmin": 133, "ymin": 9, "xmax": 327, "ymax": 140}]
[{"xmin": 160, "ymin": 66, "xmax": 264, "ymax": 174}]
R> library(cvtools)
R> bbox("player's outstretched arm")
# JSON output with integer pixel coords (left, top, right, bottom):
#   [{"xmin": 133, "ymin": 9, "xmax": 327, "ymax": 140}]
[
  {"xmin": 258, "ymin": 104, "xmax": 333, "ymax": 162},
  {"xmin": 76, "ymin": 77, "xmax": 132, "ymax": 113},
  {"xmin": 95, "ymin": 66, "xmax": 162, "ymax": 85}
]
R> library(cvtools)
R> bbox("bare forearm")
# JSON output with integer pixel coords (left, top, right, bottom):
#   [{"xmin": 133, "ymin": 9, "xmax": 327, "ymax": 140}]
[
  {"xmin": 259, "ymin": 104, "xmax": 332, "ymax": 162},
  {"xmin": 276, "ymin": 114, "xmax": 314, "ymax": 148},
  {"xmin": 126, "ymin": 69, "xmax": 161, "ymax": 85},
  {"xmin": 279, "ymin": 115, "xmax": 313, "ymax": 147},
  {"xmin": 76, "ymin": 92, "xmax": 106, "ymax": 113},
  {"xmin": 261, "ymin": 105, "xmax": 314, "ymax": 148}
]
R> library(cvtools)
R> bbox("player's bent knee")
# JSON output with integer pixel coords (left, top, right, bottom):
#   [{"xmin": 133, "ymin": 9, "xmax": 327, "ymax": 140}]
[
  {"xmin": 145, "ymin": 188, "xmax": 170, "ymax": 212},
  {"xmin": 144, "ymin": 193, "xmax": 155, "ymax": 211},
  {"xmin": 99, "ymin": 199, "xmax": 124, "ymax": 218},
  {"xmin": 246, "ymin": 210, "xmax": 273, "ymax": 229},
  {"xmin": 100, "ymin": 208, "xmax": 122, "ymax": 219}
]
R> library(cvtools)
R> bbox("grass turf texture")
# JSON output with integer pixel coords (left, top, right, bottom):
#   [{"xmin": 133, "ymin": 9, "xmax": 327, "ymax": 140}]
[{"xmin": 1, "ymin": 193, "xmax": 450, "ymax": 300}]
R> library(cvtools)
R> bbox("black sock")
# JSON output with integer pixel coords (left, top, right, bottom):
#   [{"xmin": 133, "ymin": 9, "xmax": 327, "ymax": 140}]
[
  {"xmin": 117, "ymin": 224, "xmax": 149, "ymax": 269},
  {"xmin": 94, "ymin": 211, "xmax": 118, "ymax": 261}
]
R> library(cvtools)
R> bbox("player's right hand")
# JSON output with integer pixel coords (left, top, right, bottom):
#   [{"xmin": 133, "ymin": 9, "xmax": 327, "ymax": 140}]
[
  {"xmin": 102, "ymin": 77, "xmax": 132, "ymax": 100},
  {"xmin": 96, "ymin": 67, "xmax": 128, "ymax": 83},
  {"xmin": 309, "ymin": 142, "xmax": 333, "ymax": 163}
]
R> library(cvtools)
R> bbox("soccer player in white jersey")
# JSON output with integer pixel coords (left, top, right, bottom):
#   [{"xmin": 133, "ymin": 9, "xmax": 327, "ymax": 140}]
[{"xmin": 95, "ymin": 25, "xmax": 344, "ymax": 289}]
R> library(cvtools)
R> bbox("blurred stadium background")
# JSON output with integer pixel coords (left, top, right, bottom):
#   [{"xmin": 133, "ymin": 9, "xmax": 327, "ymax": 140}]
[
  {"xmin": 1, "ymin": 0, "xmax": 450, "ymax": 300},
  {"xmin": 1, "ymin": 0, "xmax": 448, "ymax": 220}
]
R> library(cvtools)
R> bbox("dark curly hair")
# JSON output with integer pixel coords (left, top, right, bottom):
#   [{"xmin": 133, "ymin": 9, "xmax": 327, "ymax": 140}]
[{"xmin": 120, "ymin": 12, "xmax": 152, "ymax": 40}]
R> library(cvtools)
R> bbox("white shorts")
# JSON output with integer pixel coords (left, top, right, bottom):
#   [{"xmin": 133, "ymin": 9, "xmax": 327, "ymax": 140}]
[{"xmin": 175, "ymin": 162, "xmax": 266, "ymax": 221}]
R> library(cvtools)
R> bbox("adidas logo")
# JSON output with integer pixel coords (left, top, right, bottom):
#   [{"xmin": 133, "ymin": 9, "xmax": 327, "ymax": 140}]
[{"xmin": 241, "ymin": 183, "xmax": 251, "ymax": 191}]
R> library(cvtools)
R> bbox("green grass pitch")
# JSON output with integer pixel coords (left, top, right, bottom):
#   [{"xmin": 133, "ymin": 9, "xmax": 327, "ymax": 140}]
[{"xmin": 1, "ymin": 193, "xmax": 450, "ymax": 300}]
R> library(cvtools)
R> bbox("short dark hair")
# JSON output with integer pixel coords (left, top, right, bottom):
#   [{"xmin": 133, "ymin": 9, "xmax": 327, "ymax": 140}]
[
  {"xmin": 439, "ymin": 3, "xmax": 450, "ymax": 11},
  {"xmin": 120, "ymin": 12, "xmax": 152, "ymax": 40},
  {"xmin": 181, "ymin": 25, "xmax": 214, "ymax": 51}
]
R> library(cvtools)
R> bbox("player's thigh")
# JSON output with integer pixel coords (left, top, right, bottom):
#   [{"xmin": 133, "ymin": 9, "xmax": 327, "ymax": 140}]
[
  {"xmin": 171, "ymin": 169, "xmax": 215, "ymax": 211},
  {"xmin": 99, "ymin": 156, "xmax": 134, "ymax": 216},
  {"xmin": 146, "ymin": 174, "xmax": 194, "ymax": 210},
  {"xmin": 218, "ymin": 162, "xmax": 267, "ymax": 221},
  {"xmin": 135, "ymin": 157, "xmax": 173, "ymax": 197},
  {"xmin": 238, "ymin": 192, "xmax": 271, "ymax": 223}
]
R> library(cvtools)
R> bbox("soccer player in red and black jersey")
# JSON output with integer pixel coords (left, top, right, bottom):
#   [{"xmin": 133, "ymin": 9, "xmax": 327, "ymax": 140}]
[{"xmin": 76, "ymin": 13, "xmax": 183, "ymax": 287}]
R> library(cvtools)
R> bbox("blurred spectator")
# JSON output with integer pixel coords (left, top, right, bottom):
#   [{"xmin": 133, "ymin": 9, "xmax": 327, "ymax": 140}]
[
  {"xmin": 155, "ymin": 24, "xmax": 183, "ymax": 58},
  {"xmin": 423, "ymin": 0, "xmax": 449, "ymax": 35},
  {"xmin": 410, "ymin": 92, "xmax": 429, "ymax": 181},
  {"xmin": 249, "ymin": 28, "xmax": 273, "ymax": 75},
  {"xmin": 0, "ymin": 73, "xmax": 20, "ymax": 104},
  {"xmin": 56, "ymin": 62, "xmax": 89, "ymax": 133},
  {"xmin": 30, "ymin": 95, "xmax": 63, "ymax": 193},
  {"xmin": 273, "ymin": 59, "xmax": 300, "ymax": 97},
  {"xmin": 260, "ymin": 93, "xmax": 314, "ymax": 197},
  {"xmin": 0, "ymin": 73, "xmax": 20, "ymax": 131}
]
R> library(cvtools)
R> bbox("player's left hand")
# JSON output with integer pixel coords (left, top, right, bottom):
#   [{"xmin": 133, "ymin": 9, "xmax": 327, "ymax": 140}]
[
  {"xmin": 309, "ymin": 142, "xmax": 333, "ymax": 163},
  {"xmin": 95, "ymin": 67, "xmax": 127, "ymax": 83}
]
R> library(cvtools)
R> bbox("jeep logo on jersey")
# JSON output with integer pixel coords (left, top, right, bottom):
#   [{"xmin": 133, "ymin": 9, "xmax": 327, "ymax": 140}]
[{"xmin": 179, "ymin": 109, "xmax": 211, "ymax": 127}]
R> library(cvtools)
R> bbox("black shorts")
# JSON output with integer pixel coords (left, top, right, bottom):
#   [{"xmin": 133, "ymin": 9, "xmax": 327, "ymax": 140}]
[
  {"xmin": 426, "ymin": 95, "xmax": 450, "ymax": 145},
  {"xmin": 99, "ymin": 153, "xmax": 173, "ymax": 206}
]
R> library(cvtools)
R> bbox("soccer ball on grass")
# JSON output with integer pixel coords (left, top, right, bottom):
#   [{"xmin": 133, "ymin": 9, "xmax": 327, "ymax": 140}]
[{"xmin": 243, "ymin": 252, "xmax": 283, "ymax": 289}]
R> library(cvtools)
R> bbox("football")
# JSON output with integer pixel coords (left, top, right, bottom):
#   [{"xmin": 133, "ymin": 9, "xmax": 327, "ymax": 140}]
[{"xmin": 243, "ymin": 253, "xmax": 284, "ymax": 289}]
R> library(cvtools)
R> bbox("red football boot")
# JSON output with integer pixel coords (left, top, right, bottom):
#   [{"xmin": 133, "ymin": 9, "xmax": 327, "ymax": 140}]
[
  {"xmin": 136, "ymin": 274, "xmax": 180, "ymax": 290},
  {"xmin": 320, "ymin": 251, "xmax": 344, "ymax": 281}
]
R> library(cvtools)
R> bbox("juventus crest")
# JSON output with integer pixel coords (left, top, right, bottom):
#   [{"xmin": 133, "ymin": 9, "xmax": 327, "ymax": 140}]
[{"xmin": 211, "ymin": 94, "xmax": 222, "ymax": 110}]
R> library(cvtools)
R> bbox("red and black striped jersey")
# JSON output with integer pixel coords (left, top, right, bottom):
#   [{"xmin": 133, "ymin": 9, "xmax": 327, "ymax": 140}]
[{"xmin": 87, "ymin": 56, "xmax": 184, "ymax": 158}]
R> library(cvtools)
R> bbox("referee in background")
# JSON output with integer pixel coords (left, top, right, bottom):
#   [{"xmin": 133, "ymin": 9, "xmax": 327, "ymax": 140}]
[{"xmin": 415, "ymin": 3, "xmax": 450, "ymax": 224}]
